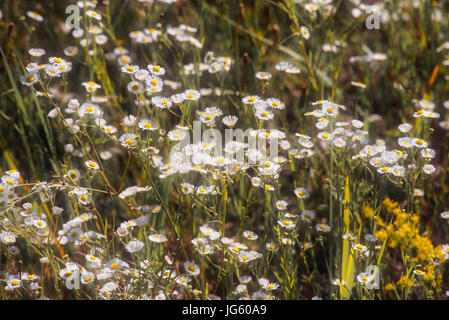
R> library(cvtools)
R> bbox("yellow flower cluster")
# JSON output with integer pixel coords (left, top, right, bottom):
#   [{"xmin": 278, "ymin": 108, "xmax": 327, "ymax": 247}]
[
  {"xmin": 372, "ymin": 198, "xmax": 448, "ymax": 292},
  {"xmin": 411, "ymin": 235, "xmax": 435, "ymax": 263},
  {"xmin": 381, "ymin": 198, "xmax": 399, "ymax": 214},
  {"xmin": 396, "ymin": 275, "xmax": 414, "ymax": 289},
  {"xmin": 374, "ymin": 198, "xmax": 435, "ymax": 262},
  {"xmin": 362, "ymin": 204, "xmax": 375, "ymax": 219}
]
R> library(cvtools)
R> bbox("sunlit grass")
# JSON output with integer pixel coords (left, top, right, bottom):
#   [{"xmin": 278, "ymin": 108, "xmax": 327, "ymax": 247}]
[{"xmin": 0, "ymin": 0, "xmax": 449, "ymax": 300}]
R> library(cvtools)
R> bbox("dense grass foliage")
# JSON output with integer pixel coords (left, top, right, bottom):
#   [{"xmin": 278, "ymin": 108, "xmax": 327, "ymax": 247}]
[{"xmin": 0, "ymin": 0, "xmax": 449, "ymax": 300}]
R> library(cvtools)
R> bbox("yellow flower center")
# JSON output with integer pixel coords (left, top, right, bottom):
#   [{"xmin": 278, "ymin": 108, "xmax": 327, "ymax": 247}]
[
  {"xmin": 110, "ymin": 263, "xmax": 119, "ymax": 270},
  {"xmin": 188, "ymin": 265, "xmax": 196, "ymax": 272}
]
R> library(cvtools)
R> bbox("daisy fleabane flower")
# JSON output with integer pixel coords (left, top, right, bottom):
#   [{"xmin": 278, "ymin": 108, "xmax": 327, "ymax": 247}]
[
  {"xmin": 222, "ymin": 115, "xmax": 238, "ymax": 127},
  {"xmin": 148, "ymin": 64, "xmax": 166, "ymax": 76},
  {"xmin": 121, "ymin": 64, "xmax": 139, "ymax": 74},
  {"xmin": 127, "ymin": 81, "xmax": 143, "ymax": 94},
  {"xmin": 123, "ymin": 115, "xmax": 137, "ymax": 126},
  {"xmin": 20, "ymin": 73, "xmax": 39, "ymax": 86},
  {"xmin": 294, "ymin": 187, "xmax": 309, "ymax": 199},
  {"xmin": 300, "ymin": 26, "xmax": 310, "ymax": 40},
  {"xmin": 242, "ymin": 95, "xmax": 260, "ymax": 104},
  {"xmin": 85, "ymin": 160, "xmax": 100, "ymax": 170},
  {"xmin": 266, "ymin": 98, "xmax": 285, "ymax": 110},
  {"xmin": 351, "ymin": 81, "xmax": 366, "ymax": 88},
  {"xmin": 27, "ymin": 11, "xmax": 44, "ymax": 22},
  {"xmin": 167, "ymin": 129, "xmax": 187, "ymax": 141},
  {"xmin": 86, "ymin": 10, "xmax": 102, "ymax": 20},
  {"xmin": 29, "ymin": 48, "xmax": 46, "ymax": 57},
  {"xmin": 138, "ymin": 119, "xmax": 158, "ymax": 131},
  {"xmin": 255, "ymin": 71, "xmax": 271, "ymax": 80},
  {"xmin": 184, "ymin": 89, "xmax": 201, "ymax": 101},
  {"xmin": 119, "ymin": 133, "xmax": 138, "ymax": 149},
  {"xmin": 398, "ymin": 123, "xmax": 412, "ymax": 133},
  {"xmin": 82, "ymin": 81, "xmax": 101, "ymax": 92},
  {"xmin": 255, "ymin": 109, "xmax": 274, "ymax": 121}
]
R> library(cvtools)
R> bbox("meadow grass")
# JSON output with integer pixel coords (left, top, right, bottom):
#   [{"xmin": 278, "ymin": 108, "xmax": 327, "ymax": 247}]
[{"xmin": 0, "ymin": 0, "xmax": 449, "ymax": 300}]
